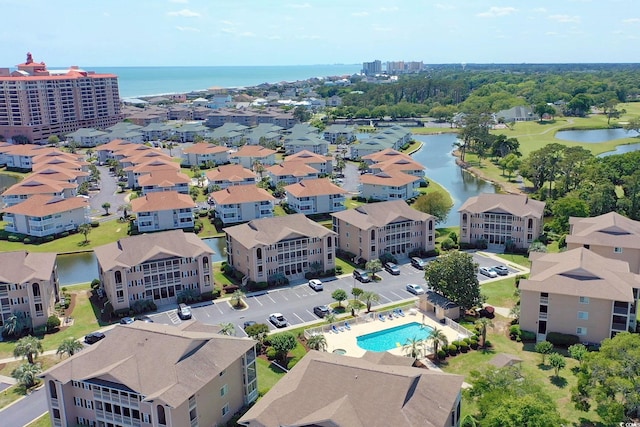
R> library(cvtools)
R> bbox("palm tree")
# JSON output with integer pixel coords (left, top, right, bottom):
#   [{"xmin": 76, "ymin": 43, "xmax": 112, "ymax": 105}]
[
  {"xmin": 118, "ymin": 203, "xmax": 132, "ymax": 220},
  {"xmin": 365, "ymin": 259, "xmax": 382, "ymax": 279},
  {"xmin": 428, "ymin": 327, "xmax": 449, "ymax": 356},
  {"xmin": 230, "ymin": 290, "xmax": 245, "ymax": 308},
  {"xmin": 475, "ymin": 318, "xmax": 494, "ymax": 348},
  {"xmin": 13, "ymin": 336, "xmax": 43, "ymax": 364},
  {"xmin": 325, "ymin": 313, "xmax": 337, "ymax": 325},
  {"xmin": 101, "ymin": 202, "xmax": 111, "ymax": 215},
  {"xmin": 307, "ymin": 334, "xmax": 328, "ymax": 352},
  {"xmin": 361, "ymin": 291, "xmax": 380, "ymax": 312},
  {"xmin": 78, "ymin": 223, "xmax": 92, "ymax": 244},
  {"xmin": 56, "ymin": 337, "xmax": 83, "ymax": 358},
  {"xmin": 11, "ymin": 362, "xmax": 41, "ymax": 388},
  {"xmin": 219, "ymin": 323, "xmax": 236, "ymax": 336},
  {"xmin": 2, "ymin": 311, "xmax": 28, "ymax": 338},
  {"xmin": 403, "ymin": 337, "xmax": 425, "ymax": 359}
]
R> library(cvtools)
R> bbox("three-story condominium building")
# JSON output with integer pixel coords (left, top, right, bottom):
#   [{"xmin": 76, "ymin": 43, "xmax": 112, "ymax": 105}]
[
  {"xmin": 519, "ymin": 248, "xmax": 640, "ymax": 342},
  {"xmin": 359, "ymin": 171, "xmax": 420, "ymax": 201},
  {"xmin": 94, "ymin": 230, "xmax": 214, "ymax": 310},
  {"xmin": 131, "ymin": 191, "xmax": 196, "ymax": 232},
  {"xmin": 225, "ymin": 214, "xmax": 337, "ymax": 282},
  {"xmin": 0, "ymin": 53, "xmax": 122, "ymax": 144},
  {"xmin": 206, "ymin": 164, "xmax": 257, "ymax": 191},
  {"xmin": 41, "ymin": 321, "xmax": 258, "ymax": 427},
  {"xmin": 331, "ymin": 200, "xmax": 436, "ymax": 262},
  {"xmin": 209, "ymin": 186, "xmax": 275, "ymax": 225},
  {"xmin": 459, "ymin": 193, "xmax": 545, "ymax": 250},
  {"xmin": 566, "ymin": 212, "xmax": 640, "ymax": 274},
  {"xmin": 0, "ymin": 251, "xmax": 59, "ymax": 329},
  {"xmin": 181, "ymin": 143, "xmax": 230, "ymax": 167},
  {"xmin": 284, "ymin": 178, "xmax": 347, "ymax": 215},
  {"xmin": 3, "ymin": 195, "xmax": 90, "ymax": 237}
]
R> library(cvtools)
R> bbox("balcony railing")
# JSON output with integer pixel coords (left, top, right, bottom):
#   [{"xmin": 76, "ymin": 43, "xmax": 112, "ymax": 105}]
[
  {"xmin": 538, "ymin": 312, "xmax": 548, "ymax": 320},
  {"xmin": 611, "ymin": 322, "xmax": 627, "ymax": 331},
  {"xmin": 540, "ymin": 296, "xmax": 549, "ymax": 304},
  {"xmin": 613, "ymin": 306, "xmax": 628, "ymax": 315}
]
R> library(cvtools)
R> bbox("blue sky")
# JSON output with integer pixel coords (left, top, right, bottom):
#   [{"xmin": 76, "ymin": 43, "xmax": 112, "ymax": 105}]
[{"xmin": 1, "ymin": 0, "xmax": 639, "ymax": 67}]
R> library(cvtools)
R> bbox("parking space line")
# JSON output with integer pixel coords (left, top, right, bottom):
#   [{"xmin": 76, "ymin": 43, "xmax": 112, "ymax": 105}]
[
  {"xmin": 280, "ymin": 294, "xmax": 289, "ymax": 301},
  {"xmin": 293, "ymin": 312, "xmax": 305, "ymax": 322},
  {"xmin": 379, "ymin": 294, "xmax": 392, "ymax": 302},
  {"xmin": 249, "ymin": 295, "xmax": 263, "ymax": 306},
  {"xmin": 216, "ymin": 305, "xmax": 224, "ymax": 314},
  {"xmin": 388, "ymin": 290, "xmax": 403, "ymax": 299},
  {"xmin": 306, "ymin": 309, "xmax": 315, "ymax": 317},
  {"xmin": 266, "ymin": 294, "xmax": 276, "ymax": 303}
]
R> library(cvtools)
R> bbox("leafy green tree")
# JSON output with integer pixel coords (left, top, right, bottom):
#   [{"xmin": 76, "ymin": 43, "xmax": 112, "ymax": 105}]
[
  {"xmin": 56, "ymin": 337, "xmax": 83, "ymax": 358},
  {"xmin": 331, "ymin": 289, "xmax": 348, "ymax": 308},
  {"xmin": 269, "ymin": 332, "xmax": 297, "ymax": 364},
  {"xmin": 307, "ymin": 334, "xmax": 327, "ymax": 352},
  {"xmin": 571, "ymin": 332, "xmax": 640, "ymax": 423},
  {"xmin": 351, "ymin": 287, "xmax": 364, "ymax": 301},
  {"xmin": 219, "ymin": 323, "xmax": 236, "ymax": 336},
  {"xmin": 361, "ymin": 291, "xmax": 379, "ymax": 312},
  {"xmin": 11, "ymin": 362, "xmax": 41, "ymax": 388},
  {"xmin": 78, "ymin": 223, "xmax": 92, "ymax": 244},
  {"xmin": 568, "ymin": 344, "xmax": 587, "ymax": 366},
  {"xmin": 548, "ymin": 352, "xmax": 566, "ymax": 378},
  {"xmin": 551, "ymin": 196, "xmax": 589, "ymax": 233},
  {"xmin": 413, "ymin": 192, "xmax": 453, "ymax": 224},
  {"xmin": 347, "ymin": 299, "xmax": 364, "ymax": 316},
  {"xmin": 101, "ymin": 202, "xmax": 111, "ymax": 215},
  {"xmin": 365, "ymin": 259, "xmax": 382, "ymax": 279},
  {"xmin": 475, "ymin": 318, "xmax": 493, "ymax": 349},
  {"xmin": 14, "ymin": 336, "xmax": 43, "ymax": 364},
  {"xmin": 535, "ymin": 341, "xmax": 554, "ymax": 364},
  {"xmin": 533, "ymin": 103, "xmax": 555, "ymax": 121},
  {"xmin": 245, "ymin": 323, "xmax": 269, "ymax": 345},
  {"xmin": 528, "ymin": 241, "xmax": 548, "ymax": 253},
  {"xmin": 47, "ymin": 135, "xmax": 60, "ymax": 147},
  {"xmin": 423, "ymin": 251, "xmax": 483, "ymax": 310},
  {"xmin": 623, "ymin": 117, "xmax": 640, "ymax": 134},
  {"xmin": 293, "ymin": 106, "xmax": 311, "ymax": 122},
  {"xmin": 427, "ymin": 327, "xmax": 449, "ymax": 356}
]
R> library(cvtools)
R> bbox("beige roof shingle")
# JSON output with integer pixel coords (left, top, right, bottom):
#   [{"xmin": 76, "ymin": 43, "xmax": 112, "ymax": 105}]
[
  {"xmin": 458, "ymin": 193, "xmax": 545, "ymax": 218},
  {"xmin": 519, "ymin": 247, "xmax": 639, "ymax": 301},
  {"xmin": 331, "ymin": 200, "xmax": 432, "ymax": 230},
  {"xmin": 285, "ymin": 150, "xmax": 332, "ymax": 164},
  {"xmin": 3, "ymin": 195, "xmax": 88, "ymax": 216},
  {"xmin": 2, "ymin": 177, "xmax": 76, "ymax": 196},
  {"xmin": 210, "ymin": 186, "xmax": 275, "ymax": 205},
  {"xmin": 238, "ymin": 350, "xmax": 463, "ymax": 427},
  {"xmin": 225, "ymin": 214, "xmax": 335, "ymax": 249},
  {"xmin": 285, "ymin": 178, "xmax": 347, "ymax": 198},
  {"xmin": 183, "ymin": 143, "xmax": 229, "ymax": 155},
  {"xmin": 138, "ymin": 170, "xmax": 191, "ymax": 187},
  {"xmin": 0, "ymin": 251, "xmax": 56, "ymax": 283},
  {"xmin": 567, "ymin": 212, "xmax": 640, "ymax": 249},
  {"xmin": 41, "ymin": 321, "xmax": 256, "ymax": 408},
  {"xmin": 94, "ymin": 229, "xmax": 214, "ymax": 271},
  {"xmin": 206, "ymin": 164, "xmax": 256, "ymax": 183},
  {"xmin": 231, "ymin": 145, "xmax": 276, "ymax": 158},
  {"xmin": 131, "ymin": 191, "xmax": 196, "ymax": 212},
  {"xmin": 360, "ymin": 171, "xmax": 419, "ymax": 186},
  {"xmin": 266, "ymin": 161, "xmax": 318, "ymax": 178}
]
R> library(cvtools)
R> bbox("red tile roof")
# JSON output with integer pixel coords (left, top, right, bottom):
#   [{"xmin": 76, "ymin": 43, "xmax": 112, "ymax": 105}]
[
  {"xmin": 3, "ymin": 195, "xmax": 88, "ymax": 216},
  {"xmin": 285, "ymin": 178, "xmax": 348, "ymax": 197}
]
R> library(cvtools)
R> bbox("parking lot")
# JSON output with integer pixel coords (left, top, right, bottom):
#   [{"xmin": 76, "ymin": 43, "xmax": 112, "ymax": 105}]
[{"xmin": 146, "ymin": 251, "xmax": 526, "ymax": 335}]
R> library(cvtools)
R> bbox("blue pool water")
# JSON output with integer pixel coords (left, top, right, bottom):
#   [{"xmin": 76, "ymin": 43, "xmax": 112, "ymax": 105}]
[{"xmin": 357, "ymin": 322, "xmax": 434, "ymax": 352}]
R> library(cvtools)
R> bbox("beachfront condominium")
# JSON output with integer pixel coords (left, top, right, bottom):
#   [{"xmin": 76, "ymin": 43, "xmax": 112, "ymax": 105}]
[
  {"xmin": 41, "ymin": 321, "xmax": 259, "ymax": 427},
  {"xmin": 0, "ymin": 53, "xmax": 123, "ymax": 144},
  {"xmin": 225, "ymin": 214, "xmax": 337, "ymax": 283},
  {"xmin": 0, "ymin": 251, "xmax": 59, "ymax": 330},
  {"xmin": 459, "ymin": 193, "xmax": 545, "ymax": 250},
  {"xmin": 331, "ymin": 200, "xmax": 436, "ymax": 262},
  {"xmin": 94, "ymin": 230, "xmax": 214, "ymax": 311}
]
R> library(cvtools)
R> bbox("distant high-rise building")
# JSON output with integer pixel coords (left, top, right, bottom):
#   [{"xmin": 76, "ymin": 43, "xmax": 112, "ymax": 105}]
[
  {"xmin": 386, "ymin": 60, "xmax": 424, "ymax": 75},
  {"xmin": 362, "ymin": 60, "xmax": 382, "ymax": 76},
  {"xmin": 0, "ymin": 53, "xmax": 123, "ymax": 143}
]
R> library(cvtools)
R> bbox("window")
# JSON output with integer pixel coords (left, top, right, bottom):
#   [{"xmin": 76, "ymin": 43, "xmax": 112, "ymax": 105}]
[
  {"xmin": 579, "ymin": 296, "xmax": 590, "ymax": 304},
  {"xmin": 222, "ymin": 403, "xmax": 230, "ymax": 417},
  {"xmin": 614, "ymin": 247, "xmax": 623, "ymax": 253},
  {"xmin": 220, "ymin": 384, "xmax": 228, "ymax": 397},
  {"xmin": 576, "ymin": 327, "xmax": 587, "ymax": 336},
  {"xmin": 578, "ymin": 311, "xmax": 589, "ymax": 320}
]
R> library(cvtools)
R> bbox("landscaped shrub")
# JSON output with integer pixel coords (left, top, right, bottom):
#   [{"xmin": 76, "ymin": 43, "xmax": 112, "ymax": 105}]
[
  {"xmin": 546, "ymin": 332, "xmax": 580, "ymax": 347},
  {"xmin": 23, "ymin": 237, "xmax": 32, "ymax": 244},
  {"xmin": 46, "ymin": 315, "xmax": 61, "ymax": 333},
  {"xmin": 45, "ymin": 235, "xmax": 54, "ymax": 242},
  {"xmin": 7, "ymin": 234, "xmax": 20, "ymax": 242},
  {"xmin": 520, "ymin": 329, "xmax": 536, "ymax": 342},
  {"xmin": 483, "ymin": 340, "xmax": 492, "ymax": 348},
  {"xmin": 440, "ymin": 237, "xmax": 456, "ymax": 251},
  {"xmin": 60, "ymin": 231, "xmax": 69, "ymax": 237},
  {"xmin": 335, "ymin": 265, "xmax": 343, "ymax": 274},
  {"xmin": 459, "ymin": 242, "xmax": 477, "ymax": 250},
  {"xmin": 223, "ymin": 285, "xmax": 240, "ymax": 294},
  {"xmin": 90, "ymin": 221, "xmax": 100, "ymax": 228},
  {"xmin": 459, "ymin": 342, "xmax": 469, "ymax": 352},
  {"xmin": 447, "ymin": 344, "xmax": 458, "ymax": 356},
  {"xmin": 469, "ymin": 340, "xmax": 479, "ymax": 350},
  {"xmin": 90, "ymin": 279, "xmax": 101, "ymax": 290},
  {"xmin": 462, "ymin": 337, "xmax": 472, "ymax": 345},
  {"xmin": 509, "ymin": 325, "xmax": 522, "ymax": 341},
  {"xmin": 266, "ymin": 347, "xmax": 277, "ymax": 360},
  {"xmin": 437, "ymin": 349, "xmax": 447, "ymax": 360},
  {"xmin": 114, "ymin": 308, "xmax": 134, "ymax": 318}
]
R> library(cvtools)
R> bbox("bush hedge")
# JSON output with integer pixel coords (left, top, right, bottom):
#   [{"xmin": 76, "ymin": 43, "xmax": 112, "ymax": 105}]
[
  {"xmin": 437, "ymin": 349, "xmax": 447, "ymax": 360},
  {"xmin": 447, "ymin": 344, "xmax": 458, "ymax": 356},
  {"xmin": 546, "ymin": 331, "xmax": 580, "ymax": 347}
]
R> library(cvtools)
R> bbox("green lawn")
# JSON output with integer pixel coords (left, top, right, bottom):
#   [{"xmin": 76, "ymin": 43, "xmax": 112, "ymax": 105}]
[
  {"xmin": 411, "ymin": 127, "xmax": 459, "ymax": 135},
  {"xmin": 26, "ymin": 413, "xmax": 51, "ymax": 427},
  {"xmin": 0, "ymin": 384, "xmax": 31, "ymax": 411},
  {"xmin": 256, "ymin": 358, "xmax": 286, "ymax": 395},
  {"xmin": 400, "ymin": 140, "xmax": 422, "ymax": 154},
  {"xmin": 0, "ymin": 219, "xmax": 129, "ymax": 254},
  {"xmin": 0, "ymin": 284, "xmax": 103, "ymax": 359},
  {"xmin": 493, "ymin": 253, "xmax": 531, "ymax": 268},
  {"xmin": 213, "ymin": 262, "xmax": 237, "ymax": 287},
  {"xmin": 480, "ymin": 277, "xmax": 518, "ymax": 308},
  {"xmin": 344, "ymin": 197, "xmax": 365, "ymax": 210},
  {"xmin": 440, "ymin": 330, "xmax": 604, "ymax": 426}
]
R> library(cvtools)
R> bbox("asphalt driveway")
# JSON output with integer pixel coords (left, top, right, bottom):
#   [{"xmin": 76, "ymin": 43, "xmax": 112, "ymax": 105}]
[{"xmin": 89, "ymin": 165, "xmax": 127, "ymax": 220}]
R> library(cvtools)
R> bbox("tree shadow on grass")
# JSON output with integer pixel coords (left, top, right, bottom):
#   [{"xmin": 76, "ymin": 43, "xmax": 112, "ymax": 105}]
[
  {"xmin": 537, "ymin": 363, "xmax": 553, "ymax": 371},
  {"xmin": 77, "ymin": 240, "xmax": 90, "ymax": 247},
  {"xmin": 550, "ymin": 375, "xmax": 568, "ymax": 388}
]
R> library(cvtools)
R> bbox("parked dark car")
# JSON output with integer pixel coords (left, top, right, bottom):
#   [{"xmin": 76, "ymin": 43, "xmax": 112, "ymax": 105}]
[
  {"xmin": 313, "ymin": 305, "xmax": 331, "ymax": 318},
  {"xmin": 243, "ymin": 320, "xmax": 257, "ymax": 330},
  {"xmin": 384, "ymin": 262, "xmax": 400, "ymax": 275},
  {"xmin": 411, "ymin": 257, "xmax": 427, "ymax": 270},
  {"xmin": 353, "ymin": 269, "xmax": 371, "ymax": 283},
  {"xmin": 84, "ymin": 331, "xmax": 106, "ymax": 344},
  {"xmin": 135, "ymin": 315, "xmax": 154, "ymax": 323}
]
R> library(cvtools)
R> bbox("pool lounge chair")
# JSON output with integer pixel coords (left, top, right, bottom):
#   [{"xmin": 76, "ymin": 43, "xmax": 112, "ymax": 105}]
[
  {"xmin": 344, "ymin": 321, "xmax": 351, "ymax": 330},
  {"xmin": 331, "ymin": 325, "xmax": 340, "ymax": 334},
  {"xmin": 378, "ymin": 314, "xmax": 386, "ymax": 322},
  {"xmin": 388, "ymin": 313, "xmax": 395, "ymax": 320},
  {"xmin": 397, "ymin": 308, "xmax": 405, "ymax": 317}
]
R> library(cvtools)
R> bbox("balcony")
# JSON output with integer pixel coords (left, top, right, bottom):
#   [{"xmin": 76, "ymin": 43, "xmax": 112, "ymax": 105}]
[
  {"xmin": 611, "ymin": 322, "xmax": 627, "ymax": 331},
  {"xmin": 540, "ymin": 296, "xmax": 549, "ymax": 304},
  {"xmin": 538, "ymin": 312, "xmax": 548, "ymax": 320},
  {"xmin": 613, "ymin": 306, "xmax": 628, "ymax": 315}
]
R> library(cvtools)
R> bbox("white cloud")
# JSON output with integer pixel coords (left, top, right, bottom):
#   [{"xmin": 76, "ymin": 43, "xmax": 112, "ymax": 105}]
[
  {"xmin": 239, "ymin": 32, "xmax": 255, "ymax": 37},
  {"xmin": 267, "ymin": 35, "xmax": 282, "ymax": 40},
  {"xmin": 288, "ymin": 3, "xmax": 311, "ymax": 8},
  {"xmin": 373, "ymin": 26, "xmax": 393, "ymax": 32},
  {"xmin": 169, "ymin": 0, "xmax": 188, "ymax": 3},
  {"xmin": 352, "ymin": 11, "xmax": 369, "ymax": 17},
  {"xmin": 477, "ymin": 7, "xmax": 517, "ymax": 18},
  {"xmin": 532, "ymin": 7, "xmax": 546, "ymax": 13},
  {"xmin": 545, "ymin": 31, "xmax": 559, "ymax": 36},
  {"xmin": 379, "ymin": 6, "xmax": 399, "ymax": 12},
  {"xmin": 176, "ymin": 26, "xmax": 199, "ymax": 32},
  {"xmin": 548, "ymin": 14, "xmax": 581, "ymax": 23},
  {"xmin": 220, "ymin": 20, "xmax": 237, "ymax": 26},
  {"xmin": 167, "ymin": 9, "xmax": 200, "ymax": 17},
  {"xmin": 435, "ymin": 4, "xmax": 455, "ymax": 10},
  {"xmin": 295, "ymin": 34, "xmax": 321, "ymax": 40},
  {"xmin": 622, "ymin": 18, "xmax": 640, "ymax": 23}
]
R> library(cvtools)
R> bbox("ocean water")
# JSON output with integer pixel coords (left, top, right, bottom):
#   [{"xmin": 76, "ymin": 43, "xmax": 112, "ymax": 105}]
[{"xmin": 87, "ymin": 64, "xmax": 360, "ymax": 98}]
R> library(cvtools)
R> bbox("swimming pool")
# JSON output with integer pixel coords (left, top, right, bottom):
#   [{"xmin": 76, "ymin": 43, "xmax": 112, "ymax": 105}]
[{"xmin": 357, "ymin": 322, "xmax": 434, "ymax": 352}]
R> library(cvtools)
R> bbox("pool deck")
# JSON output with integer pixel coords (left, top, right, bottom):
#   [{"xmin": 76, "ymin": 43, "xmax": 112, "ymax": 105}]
[{"xmin": 323, "ymin": 310, "xmax": 466, "ymax": 358}]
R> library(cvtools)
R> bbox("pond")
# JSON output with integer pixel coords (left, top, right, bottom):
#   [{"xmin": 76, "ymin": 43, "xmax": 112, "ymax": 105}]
[
  {"xmin": 555, "ymin": 128, "xmax": 639, "ymax": 143},
  {"xmin": 598, "ymin": 142, "xmax": 640, "ymax": 157},
  {"xmin": 56, "ymin": 236, "xmax": 227, "ymax": 285},
  {"xmin": 0, "ymin": 173, "xmax": 20, "ymax": 192},
  {"xmin": 411, "ymin": 133, "xmax": 498, "ymax": 227}
]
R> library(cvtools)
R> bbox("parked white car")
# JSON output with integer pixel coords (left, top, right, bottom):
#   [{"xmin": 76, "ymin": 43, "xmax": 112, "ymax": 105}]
[{"xmin": 308, "ymin": 279, "xmax": 323, "ymax": 291}]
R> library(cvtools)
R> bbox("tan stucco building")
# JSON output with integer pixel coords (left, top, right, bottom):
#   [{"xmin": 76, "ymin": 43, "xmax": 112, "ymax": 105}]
[
  {"xmin": 41, "ymin": 321, "xmax": 258, "ymax": 427},
  {"xmin": 331, "ymin": 200, "xmax": 436, "ymax": 262},
  {"xmin": 94, "ymin": 230, "xmax": 214, "ymax": 310},
  {"xmin": 459, "ymin": 193, "xmax": 545, "ymax": 249},
  {"xmin": 225, "ymin": 214, "xmax": 337, "ymax": 283},
  {"xmin": 520, "ymin": 248, "xmax": 640, "ymax": 343}
]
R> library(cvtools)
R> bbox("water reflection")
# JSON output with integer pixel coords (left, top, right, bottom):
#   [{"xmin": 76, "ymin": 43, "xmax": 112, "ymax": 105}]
[{"xmin": 555, "ymin": 128, "xmax": 639, "ymax": 143}]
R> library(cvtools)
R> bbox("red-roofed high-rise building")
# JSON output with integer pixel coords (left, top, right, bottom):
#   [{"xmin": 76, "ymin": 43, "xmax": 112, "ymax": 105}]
[{"xmin": 0, "ymin": 53, "xmax": 123, "ymax": 143}]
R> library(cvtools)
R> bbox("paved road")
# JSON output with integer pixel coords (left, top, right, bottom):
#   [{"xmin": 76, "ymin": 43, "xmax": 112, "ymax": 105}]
[
  {"xmin": 341, "ymin": 161, "xmax": 360, "ymax": 193},
  {"xmin": 88, "ymin": 165, "xmax": 127, "ymax": 220},
  {"xmin": 0, "ymin": 387, "xmax": 47, "ymax": 427}
]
